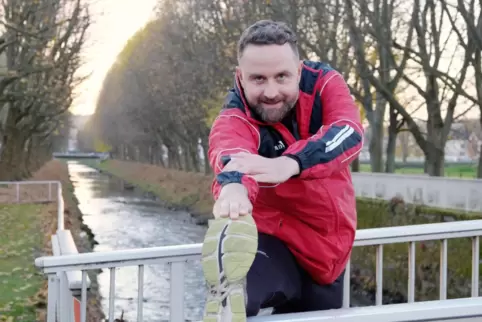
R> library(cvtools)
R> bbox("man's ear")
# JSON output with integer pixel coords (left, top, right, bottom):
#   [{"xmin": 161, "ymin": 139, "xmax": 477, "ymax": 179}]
[
  {"xmin": 236, "ymin": 66, "xmax": 245, "ymax": 87},
  {"xmin": 297, "ymin": 60, "xmax": 303, "ymax": 81}
]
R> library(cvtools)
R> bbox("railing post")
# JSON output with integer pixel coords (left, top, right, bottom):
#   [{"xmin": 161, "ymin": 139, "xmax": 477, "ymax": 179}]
[
  {"xmin": 343, "ymin": 259, "xmax": 351, "ymax": 308},
  {"xmin": 47, "ymin": 273, "xmax": 59, "ymax": 322},
  {"xmin": 48, "ymin": 182, "xmax": 52, "ymax": 201},
  {"xmin": 16, "ymin": 183, "xmax": 19, "ymax": 203},
  {"xmin": 170, "ymin": 262, "xmax": 185, "ymax": 321},
  {"xmin": 59, "ymin": 272, "xmax": 72, "ymax": 322},
  {"xmin": 57, "ymin": 272, "xmax": 61, "ymax": 322},
  {"xmin": 472, "ymin": 236, "xmax": 480, "ymax": 297},
  {"xmin": 57, "ymin": 182, "xmax": 64, "ymax": 231}
]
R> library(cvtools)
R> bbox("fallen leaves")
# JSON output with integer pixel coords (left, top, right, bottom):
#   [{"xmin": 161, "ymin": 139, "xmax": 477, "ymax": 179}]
[{"xmin": 0, "ymin": 203, "xmax": 54, "ymax": 321}]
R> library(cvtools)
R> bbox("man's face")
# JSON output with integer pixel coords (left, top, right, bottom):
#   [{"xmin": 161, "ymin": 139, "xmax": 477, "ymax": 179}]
[{"xmin": 237, "ymin": 43, "xmax": 302, "ymax": 124}]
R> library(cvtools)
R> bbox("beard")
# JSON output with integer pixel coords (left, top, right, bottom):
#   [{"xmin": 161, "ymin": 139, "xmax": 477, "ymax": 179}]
[{"xmin": 248, "ymin": 97, "xmax": 297, "ymax": 124}]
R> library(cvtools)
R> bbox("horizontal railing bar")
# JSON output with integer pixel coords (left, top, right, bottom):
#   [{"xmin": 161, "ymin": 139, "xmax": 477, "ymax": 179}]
[
  {"xmin": 36, "ymin": 220, "xmax": 482, "ymax": 273},
  {"xmin": 0, "ymin": 180, "xmax": 61, "ymax": 185},
  {"xmin": 248, "ymin": 297, "xmax": 482, "ymax": 322},
  {"xmin": 38, "ymin": 254, "xmax": 199, "ymax": 274},
  {"xmin": 10, "ymin": 199, "xmax": 57, "ymax": 203},
  {"xmin": 354, "ymin": 219, "xmax": 482, "ymax": 246},
  {"xmin": 35, "ymin": 243, "xmax": 203, "ymax": 273}
]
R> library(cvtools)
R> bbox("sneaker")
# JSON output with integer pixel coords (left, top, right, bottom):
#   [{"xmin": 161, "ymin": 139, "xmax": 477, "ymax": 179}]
[{"xmin": 201, "ymin": 214, "xmax": 258, "ymax": 322}]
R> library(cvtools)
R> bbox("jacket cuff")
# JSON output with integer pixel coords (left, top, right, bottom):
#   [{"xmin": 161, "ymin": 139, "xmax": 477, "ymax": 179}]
[{"xmin": 216, "ymin": 171, "xmax": 244, "ymax": 186}]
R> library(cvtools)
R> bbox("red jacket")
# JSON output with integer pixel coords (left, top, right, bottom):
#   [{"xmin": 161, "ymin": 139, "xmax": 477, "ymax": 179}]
[{"xmin": 208, "ymin": 61, "xmax": 364, "ymax": 285}]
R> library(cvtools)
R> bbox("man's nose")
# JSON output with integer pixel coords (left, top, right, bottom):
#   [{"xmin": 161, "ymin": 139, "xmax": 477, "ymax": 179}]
[{"xmin": 263, "ymin": 81, "xmax": 279, "ymax": 99}]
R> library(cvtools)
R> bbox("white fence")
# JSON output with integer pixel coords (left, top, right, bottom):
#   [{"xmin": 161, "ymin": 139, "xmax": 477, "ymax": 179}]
[
  {"xmin": 352, "ymin": 173, "xmax": 482, "ymax": 213},
  {"xmin": 0, "ymin": 180, "xmax": 64, "ymax": 228},
  {"xmin": 35, "ymin": 218, "xmax": 482, "ymax": 322}
]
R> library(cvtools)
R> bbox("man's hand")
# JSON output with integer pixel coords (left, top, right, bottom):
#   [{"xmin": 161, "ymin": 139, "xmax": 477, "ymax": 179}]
[
  {"xmin": 213, "ymin": 183, "xmax": 253, "ymax": 219},
  {"xmin": 223, "ymin": 152, "xmax": 300, "ymax": 183}
]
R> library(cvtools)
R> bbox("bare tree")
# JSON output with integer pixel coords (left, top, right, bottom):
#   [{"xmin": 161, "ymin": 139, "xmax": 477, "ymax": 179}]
[
  {"xmin": 346, "ymin": 0, "xmax": 473, "ymax": 176},
  {"xmin": 439, "ymin": 0, "xmax": 482, "ymax": 177},
  {"xmin": 0, "ymin": 0, "xmax": 90, "ymax": 179}
]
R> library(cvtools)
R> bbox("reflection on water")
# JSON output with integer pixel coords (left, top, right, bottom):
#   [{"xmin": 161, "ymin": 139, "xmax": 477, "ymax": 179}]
[{"xmin": 68, "ymin": 161, "xmax": 207, "ymax": 321}]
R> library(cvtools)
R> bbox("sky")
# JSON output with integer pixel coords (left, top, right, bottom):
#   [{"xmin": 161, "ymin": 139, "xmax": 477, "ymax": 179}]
[{"xmin": 70, "ymin": 0, "xmax": 158, "ymax": 115}]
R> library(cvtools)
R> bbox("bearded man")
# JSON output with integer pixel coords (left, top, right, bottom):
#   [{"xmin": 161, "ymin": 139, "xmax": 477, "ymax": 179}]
[{"xmin": 201, "ymin": 19, "xmax": 363, "ymax": 322}]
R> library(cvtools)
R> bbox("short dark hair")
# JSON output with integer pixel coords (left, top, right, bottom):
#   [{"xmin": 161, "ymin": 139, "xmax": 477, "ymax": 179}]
[{"xmin": 237, "ymin": 20, "xmax": 299, "ymax": 61}]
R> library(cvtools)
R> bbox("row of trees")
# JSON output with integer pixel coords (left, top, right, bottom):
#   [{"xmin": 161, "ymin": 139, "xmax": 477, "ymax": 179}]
[
  {"xmin": 0, "ymin": 0, "xmax": 90, "ymax": 180},
  {"xmin": 79, "ymin": 0, "xmax": 482, "ymax": 177}
]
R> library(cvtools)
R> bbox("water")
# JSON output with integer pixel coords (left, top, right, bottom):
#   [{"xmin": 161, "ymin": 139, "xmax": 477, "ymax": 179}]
[{"xmin": 68, "ymin": 161, "xmax": 207, "ymax": 321}]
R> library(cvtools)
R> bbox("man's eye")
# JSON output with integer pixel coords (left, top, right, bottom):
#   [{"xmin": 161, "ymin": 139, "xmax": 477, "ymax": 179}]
[{"xmin": 277, "ymin": 74, "xmax": 286, "ymax": 81}]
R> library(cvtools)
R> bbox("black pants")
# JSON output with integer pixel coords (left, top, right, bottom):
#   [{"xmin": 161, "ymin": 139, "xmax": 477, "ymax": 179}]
[{"xmin": 246, "ymin": 233, "xmax": 345, "ymax": 316}]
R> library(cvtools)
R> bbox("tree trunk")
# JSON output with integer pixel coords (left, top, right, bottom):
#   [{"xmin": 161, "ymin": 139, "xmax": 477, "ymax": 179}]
[
  {"xmin": 167, "ymin": 145, "xmax": 181, "ymax": 169},
  {"xmin": 22, "ymin": 137, "xmax": 34, "ymax": 177},
  {"xmin": 177, "ymin": 147, "xmax": 184, "ymax": 170},
  {"xmin": 0, "ymin": 130, "xmax": 27, "ymax": 180},
  {"xmin": 369, "ymin": 124, "xmax": 384, "ymax": 172},
  {"xmin": 425, "ymin": 144, "xmax": 445, "ymax": 176},
  {"xmin": 400, "ymin": 131, "xmax": 409, "ymax": 163},
  {"xmin": 368, "ymin": 94, "xmax": 386, "ymax": 172},
  {"xmin": 189, "ymin": 141, "xmax": 200, "ymax": 173},
  {"xmin": 477, "ymin": 142, "xmax": 482, "ymax": 179},
  {"xmin": 157, "ymin": 144, "xmax": 166, "ymax": 167},
  {"xmin": 183, "ymin": 143, "xmax": 194, "ymax": 172},
  {"xmin": 200, "ymin": 135, "xmax": 211, "ymax": 174},
  {"xmin": 385, "ymin": 105, "xmax": 398, "ymax": 173}
]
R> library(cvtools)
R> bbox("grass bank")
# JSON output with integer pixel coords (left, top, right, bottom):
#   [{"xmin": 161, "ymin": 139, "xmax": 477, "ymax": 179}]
[
  {"xmin": 0, "ymin": 160, "xmax": 104, "ymax": 322},
  {"xmin": 87, "ymin": 159, "xmax": 214, "ymax": 222},
  {"xmin": 87, "ymin": 159, "xmax": 482, "ymax": 304},
  {"xmin": 0, "ymin": 204, "xmax": 49, "ymax": 321}
]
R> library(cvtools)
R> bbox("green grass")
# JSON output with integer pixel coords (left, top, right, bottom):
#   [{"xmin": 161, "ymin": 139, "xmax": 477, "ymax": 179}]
[
  {"xmin": 359, "ymin": 164, "xmax": 478, "ymax": 178},
  {"xmin": 0, "ymin": 204, "xmax": 45, "ymax": 321}
]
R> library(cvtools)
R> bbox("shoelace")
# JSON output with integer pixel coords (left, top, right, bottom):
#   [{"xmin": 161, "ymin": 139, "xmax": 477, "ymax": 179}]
[{"xmin": 209, "ymin": 272, "xmax": 231, "ymax": 302}]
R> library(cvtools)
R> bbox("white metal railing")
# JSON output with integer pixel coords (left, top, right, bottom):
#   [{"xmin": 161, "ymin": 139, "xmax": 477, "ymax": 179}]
[
  {"xmin": 51, "ymin": 230, "xmax": 92, "ymax": 322},
  {"xmin": 34, "ymin": 219, "xmax": 482, "ymax": 322},
  {"xmin": 250, "ymin": 297, "xmax": 482, "ymax": 321},
  {"xmin": 351, "ymin": 172, "xmax": 482, "ymax": 213},
  {"xmin": 0, "ymin": 180, "xmax": 64, "ymax": 229}
]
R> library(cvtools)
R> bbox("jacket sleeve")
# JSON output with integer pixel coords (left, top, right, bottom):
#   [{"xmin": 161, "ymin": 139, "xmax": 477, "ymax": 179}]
[
  {"xmin": 283, "ymin": 71, "xmax": 364, "ymax": 180},
  {"xmin": 208, "ymin": 109, "xmax": 260, "ymax": 202}
]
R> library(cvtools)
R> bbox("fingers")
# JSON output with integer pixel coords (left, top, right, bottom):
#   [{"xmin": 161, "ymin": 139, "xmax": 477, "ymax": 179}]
[
  {"xmin": 213, "ymin": 198, "xmax": 252, "ymax": 220},
  {"xmin": 239, "ymin": 201, "xmax": 253, "ymax": 216},
  {"xmin": 229, "ymin": 201, "xmax": 240, "ymax": 219}
]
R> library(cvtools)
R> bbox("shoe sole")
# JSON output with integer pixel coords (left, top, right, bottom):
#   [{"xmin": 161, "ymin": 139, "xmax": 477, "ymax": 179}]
[{"xmin": 201, "ymin": 215, "xmax": 258, "ymax": 322}]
